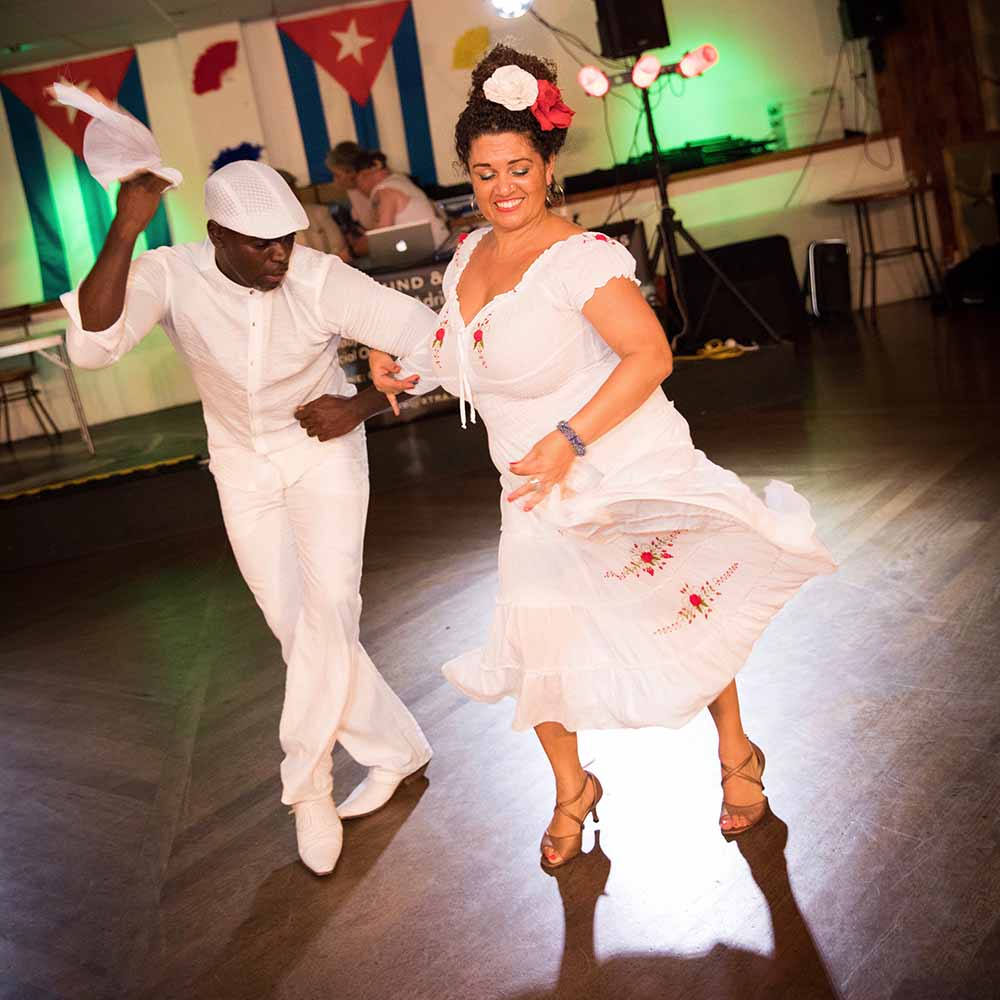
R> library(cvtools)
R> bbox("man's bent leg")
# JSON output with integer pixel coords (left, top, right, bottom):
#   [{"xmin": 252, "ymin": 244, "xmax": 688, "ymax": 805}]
[
  {"xmin": 281, "ymin": 433, "xmax": 429, "ymax": 805},
  {"xmin": 336, "ymin": 644, "xmax": 431, "ymax": 775}
]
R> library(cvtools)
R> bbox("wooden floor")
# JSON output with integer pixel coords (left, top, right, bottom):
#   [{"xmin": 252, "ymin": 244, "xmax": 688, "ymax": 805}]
[{"xmin": 1, "ymin": 300, "xmax": 998, "ymax": 1000}]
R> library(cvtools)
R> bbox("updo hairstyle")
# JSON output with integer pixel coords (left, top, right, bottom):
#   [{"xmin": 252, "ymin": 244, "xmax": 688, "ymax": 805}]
[{"xmin": 454, "ymin": 44, "xmax": 569, "ymax": 168}]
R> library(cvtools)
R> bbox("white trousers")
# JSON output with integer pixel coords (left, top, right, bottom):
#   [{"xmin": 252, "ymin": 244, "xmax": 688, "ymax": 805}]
[{"xmin": 216, "ymin": 429, "xmax": 431, "ymax": 805}]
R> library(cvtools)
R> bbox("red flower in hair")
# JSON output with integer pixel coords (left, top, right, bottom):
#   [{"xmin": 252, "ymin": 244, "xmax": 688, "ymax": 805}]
[{"xmin": 531, "ymin": 80, "xmax": 575, "ymax": 132}]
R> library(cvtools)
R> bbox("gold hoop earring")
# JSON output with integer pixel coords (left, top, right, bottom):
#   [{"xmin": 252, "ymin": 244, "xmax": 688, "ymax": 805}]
[{"xmin": 545, "ymin": 181, "xmax": 565, "ymax": 208}]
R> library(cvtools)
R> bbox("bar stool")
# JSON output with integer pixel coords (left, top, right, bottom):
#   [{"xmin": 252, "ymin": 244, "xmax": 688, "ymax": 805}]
[
  {"xmin": 828, "ymin": 183, "xmax": 947, "ymax": 327},
  {"xmin": 0, "ymin": 356, "xmax": 61, "ymax": 447}
]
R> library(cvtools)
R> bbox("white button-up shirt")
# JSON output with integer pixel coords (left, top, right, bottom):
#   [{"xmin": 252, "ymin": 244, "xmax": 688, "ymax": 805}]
[{"xmin": 62, "ymin": 239, "xmax": 436, "ymax": 490}]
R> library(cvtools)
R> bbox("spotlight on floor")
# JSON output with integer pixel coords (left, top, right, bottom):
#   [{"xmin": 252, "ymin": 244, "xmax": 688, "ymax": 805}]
[{"xmin": 490, "ymin": 0, "xmax": 534, "ymax": 17}]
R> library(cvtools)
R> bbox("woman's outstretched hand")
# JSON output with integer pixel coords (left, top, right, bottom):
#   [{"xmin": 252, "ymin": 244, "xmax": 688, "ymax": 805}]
[
  {"xmin": 368, "ymin": 350, "xmax": 419, "ymax": 416},
  {"xmin": 508, "ymin": 430, "xmax": 576, "ymax": 511}
]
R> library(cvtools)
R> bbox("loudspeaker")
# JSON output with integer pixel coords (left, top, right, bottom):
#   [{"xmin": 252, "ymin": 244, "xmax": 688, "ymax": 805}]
[
  {"xmin": 595, "ymin": 0, "xmax": 670, "ymax": 59},
  {"xmin": 677, "ymin": 235, "xmax": 809, "ymax": 347},
  {"xmin": 839, "ymin": 0, "xmax": 905, "ymax": 40},
  {"xmin": 594, "ymin": 219, "xmax": 655, "ymax": 291},
  {"xmin": 804, "ymin": 239, "xmax": 852, "ymax": 318}
]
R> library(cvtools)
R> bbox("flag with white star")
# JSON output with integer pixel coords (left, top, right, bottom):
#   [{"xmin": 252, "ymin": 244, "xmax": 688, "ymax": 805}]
[
  {"xmin": 0, "ymin": 49, "xmax": 172, "ymax": 301},
  {"xmin": 271, "ymin": 0, "xmax": 437, "ymax": 186}
]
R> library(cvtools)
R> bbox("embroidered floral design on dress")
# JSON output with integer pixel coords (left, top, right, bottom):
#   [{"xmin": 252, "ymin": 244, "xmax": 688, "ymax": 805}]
[
  {"xmin": 655, "ymin": 562, "xmax": 741, "ymax": 634},
  {"xmin": 432, "ymin": 325, "xmax": 446, "ymax": 367},
  {"xmin": 605, "ymin": 532, "xmax": 683, "ymax": 580},
  {"xmin": 471, "ymin": 312, "xmax": 492, "ymax": 368},
  {"xmin": 431, "ymin": 305, "xmax": 450, "ymax": 368}
]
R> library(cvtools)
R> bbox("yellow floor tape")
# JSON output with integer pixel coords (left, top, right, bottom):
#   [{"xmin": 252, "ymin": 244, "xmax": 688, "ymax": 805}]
[{"xmin": 0, "ymin": 454, "xmax": 200, "ymax": 502}]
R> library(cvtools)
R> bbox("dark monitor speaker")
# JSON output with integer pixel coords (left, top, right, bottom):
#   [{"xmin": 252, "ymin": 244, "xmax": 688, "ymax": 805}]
[
  {"xmin": 678, "ymin": 235, "xmax": 809, "ymax": 347},
  {"xmin": 595, "ymin": 0, "xmax": 670, "ymax": 59}
]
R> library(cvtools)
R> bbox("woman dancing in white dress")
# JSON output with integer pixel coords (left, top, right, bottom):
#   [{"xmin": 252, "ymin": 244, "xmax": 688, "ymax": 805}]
[{"xmin": 371, "ymin": 46, "xmax": 836, "ymax": 867}]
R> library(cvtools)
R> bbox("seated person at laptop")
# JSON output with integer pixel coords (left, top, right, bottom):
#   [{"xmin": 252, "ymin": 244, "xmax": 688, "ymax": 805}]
[
  {"xmin": 354, "ymin": 151, "xmax": 450, "ymax": 251},
  {"xmin": 276, "ymin": 169, "xmax": 351, "ymax": 262},
  {"xmin": 326, "ymin": 142, "xmax": 381, "ymax": 237}
]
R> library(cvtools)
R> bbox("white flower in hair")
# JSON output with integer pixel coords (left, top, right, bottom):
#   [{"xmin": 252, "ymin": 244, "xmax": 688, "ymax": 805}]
[{"xmin": 483, "ymin": 65, "xmax": 539, "ymax": 112}]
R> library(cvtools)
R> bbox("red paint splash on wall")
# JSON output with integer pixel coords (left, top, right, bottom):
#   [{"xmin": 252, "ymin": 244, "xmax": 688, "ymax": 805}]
[{"xmin": 193, "ymin": 40, "xmax": 238, "ymax": 95}]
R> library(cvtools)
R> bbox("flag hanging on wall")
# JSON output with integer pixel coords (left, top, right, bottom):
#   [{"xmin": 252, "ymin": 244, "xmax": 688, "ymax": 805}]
[
  {"xmin": 274, "ymin": 0, "xmax": 437, "ymax": 186},
  {"xmin": 0, "ymin": 49, "xmax": 172, "ymax": 302}
]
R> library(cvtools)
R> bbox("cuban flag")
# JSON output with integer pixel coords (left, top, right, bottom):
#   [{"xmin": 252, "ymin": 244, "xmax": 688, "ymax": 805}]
[
  {"xmin": 243, "ymin": 0, "xmax": 438, "ymax": 188},
  {"xmin": 0, "ymin": 49, "xmax": 172, "ymax": 303}
]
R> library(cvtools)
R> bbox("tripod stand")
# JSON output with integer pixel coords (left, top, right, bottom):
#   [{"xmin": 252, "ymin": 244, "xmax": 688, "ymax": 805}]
[{"xmin": 637, "ymin": 86, "xmax": 783, "ymax": 347}]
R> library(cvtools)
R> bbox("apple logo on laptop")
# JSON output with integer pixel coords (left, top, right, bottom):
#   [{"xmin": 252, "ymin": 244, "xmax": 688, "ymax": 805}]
[{"xmin": 395, "ymin": 239, "xmax": 408, "ymax": 253}]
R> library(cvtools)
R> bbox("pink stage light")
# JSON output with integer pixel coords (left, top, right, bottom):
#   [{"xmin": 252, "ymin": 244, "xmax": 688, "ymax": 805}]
[
  {"xmin": 678, "ymin": 44, "xmax": 719, "ymax": 78},
  {"xmin": 577, "ymin": 65, "xmax": 610, "ymax": 98},
  {"xmin": 631, "ymin": 54, "xmax": 662, "ymax": 90}
]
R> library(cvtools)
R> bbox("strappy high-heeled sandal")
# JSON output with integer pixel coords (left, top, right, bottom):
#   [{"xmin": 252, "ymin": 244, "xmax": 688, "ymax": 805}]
[
  {"xmin": 540, "ymin": 771, "xmax": 603, "ymax": 869},
  {"xmin": 719, "ymin": 738, "xmax": 768, "ymax": 837}
]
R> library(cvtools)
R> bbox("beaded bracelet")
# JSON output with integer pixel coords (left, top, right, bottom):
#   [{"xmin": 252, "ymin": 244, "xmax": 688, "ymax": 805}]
[{"xmin": 556, "ymin": 420, "xmax": 586, "ymax": 456}]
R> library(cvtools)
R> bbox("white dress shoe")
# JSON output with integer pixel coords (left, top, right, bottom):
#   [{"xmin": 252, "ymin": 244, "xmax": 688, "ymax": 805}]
[
  {"xmin": 291, "ymin": 796, "xmax": 343, "ymax": 875},
  {"xmin": 338, "ymin": 756, "xmax": 432, "ymax": 820}
]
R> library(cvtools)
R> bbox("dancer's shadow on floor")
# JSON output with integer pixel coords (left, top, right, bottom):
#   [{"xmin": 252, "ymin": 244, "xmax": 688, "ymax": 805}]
[
  {"xmin": 173, "ymin": 777, "xmax": 429, "ymax": 1000},
  {"xmin": 508, "ymin": 812, "xmax": 840, "ymax": 1000}
]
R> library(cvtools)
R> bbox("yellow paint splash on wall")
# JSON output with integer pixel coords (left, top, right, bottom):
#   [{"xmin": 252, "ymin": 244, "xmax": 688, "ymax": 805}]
[{"xmin": 453, "ymin": 27, "xmax": 491, "ymax": 70}]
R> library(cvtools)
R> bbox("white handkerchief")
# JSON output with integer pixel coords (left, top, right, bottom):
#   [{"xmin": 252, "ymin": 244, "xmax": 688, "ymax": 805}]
[{"xmin": 51, "ymin": 82, "xmax": 183, "ymax": 192}]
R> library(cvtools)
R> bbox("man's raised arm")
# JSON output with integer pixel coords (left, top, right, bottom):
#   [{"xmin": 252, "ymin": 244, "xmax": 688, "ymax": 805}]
[
  {"xmin": 78, "ymin": 173, "xmax": 169, "ymax": 330},
  {"xmin": 64, "ymin": 172, "xmax": 171, "ymax": 369}
]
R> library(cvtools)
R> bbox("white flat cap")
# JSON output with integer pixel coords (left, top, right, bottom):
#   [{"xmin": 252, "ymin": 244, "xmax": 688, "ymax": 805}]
[{"xmin": 204, "ymin": 160, "xmax": 308, "ymax": 239}]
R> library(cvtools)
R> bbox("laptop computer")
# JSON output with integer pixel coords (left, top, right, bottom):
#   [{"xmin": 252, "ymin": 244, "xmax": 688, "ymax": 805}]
[{"xmin": 365, "ymin": 220, "xmax": 436, "ymax": 272}]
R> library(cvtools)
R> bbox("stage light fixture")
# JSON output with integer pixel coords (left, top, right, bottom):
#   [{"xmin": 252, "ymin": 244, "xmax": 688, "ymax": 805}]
[
  {"xmin": 678, "ymin": 44, "xmax": 718, "ymax": 78},
  {"xmin": 565, "ymin": 34, "xmax": 775, "ymax": 348},
  {"xmin": 630, "ymin": 54, "xmax": 662, "ymax": 89},
  {"xmin": 577, "ymin": 65, "xmax": 610, "ymax": 98},
  {"xmin": 490, "ymin": 0, "xmax": 534, "ymax": 17},
  {"xmin": 627, "ymin": 45, "xmax": 719, "ymax": 90}
]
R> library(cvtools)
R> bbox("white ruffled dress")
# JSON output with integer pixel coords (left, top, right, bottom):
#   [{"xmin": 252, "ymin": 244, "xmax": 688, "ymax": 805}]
[{"xmin": 400, "ymin": 228, "xmax": 836, "ymax": 732}]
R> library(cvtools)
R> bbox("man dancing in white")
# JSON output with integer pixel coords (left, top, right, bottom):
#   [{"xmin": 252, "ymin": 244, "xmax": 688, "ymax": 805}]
[{"xmin": 62, "ymin": 161, "xmax": 434, "ymax": 875}]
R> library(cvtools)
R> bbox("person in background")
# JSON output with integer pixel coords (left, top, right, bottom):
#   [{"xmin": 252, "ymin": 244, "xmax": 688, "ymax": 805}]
[
  {"xmin": 326, "ymin": 141, "xmax": 380, "ymax": 233},
  {"xmin": 354, "ymin": 151, "xmax": 450, "ymax": 249},
  {"xmin": 276, "ymin": 168, "xmax": 351, "ymax": 262}
]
